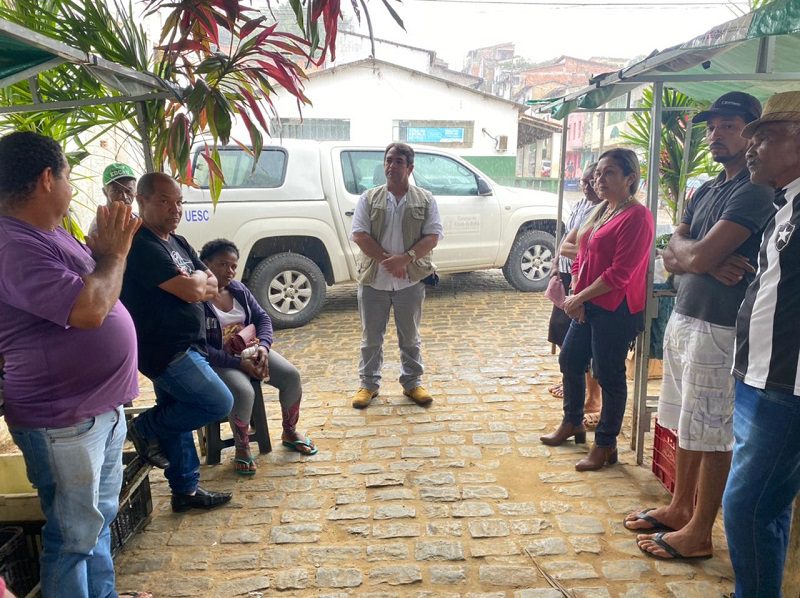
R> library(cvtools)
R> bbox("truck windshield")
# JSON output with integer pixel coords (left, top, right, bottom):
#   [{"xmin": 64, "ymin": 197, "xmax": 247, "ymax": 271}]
[{"xmin": 193, "ymin": 148, "xmax": 287, "ymax": 189}]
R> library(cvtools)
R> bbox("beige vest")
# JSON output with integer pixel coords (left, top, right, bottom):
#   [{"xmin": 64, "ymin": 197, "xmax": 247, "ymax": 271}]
[{"xmin": 356, "ymin": 184, "xmax": 437, "ymax": 285}]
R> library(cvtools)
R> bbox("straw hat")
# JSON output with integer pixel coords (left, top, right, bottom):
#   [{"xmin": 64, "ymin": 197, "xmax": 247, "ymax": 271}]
[{"xmin": 742, "ymin": 91, "xmax": 800, "ymax": 138}]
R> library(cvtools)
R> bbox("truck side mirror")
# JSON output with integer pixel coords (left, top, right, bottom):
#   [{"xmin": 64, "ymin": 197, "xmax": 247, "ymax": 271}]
[{"xmin": 477, "ymin": 177, "xmax": 493, "ymax": 196}]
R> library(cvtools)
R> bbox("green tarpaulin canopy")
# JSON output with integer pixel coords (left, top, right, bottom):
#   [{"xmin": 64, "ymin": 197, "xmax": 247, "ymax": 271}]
[{"xmin": 0, "ymin": 17, "xmax": 174, "ymax": 106}]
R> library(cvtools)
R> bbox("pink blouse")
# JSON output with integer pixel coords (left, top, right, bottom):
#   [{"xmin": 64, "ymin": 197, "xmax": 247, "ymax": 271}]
[{"xmin": 572, "ymin": 203, "xmax": 654, "ymax": 313}]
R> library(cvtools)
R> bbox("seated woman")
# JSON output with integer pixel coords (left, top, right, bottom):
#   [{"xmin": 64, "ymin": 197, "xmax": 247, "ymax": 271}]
[{"xmin": 200, "ymin": 239, "xmax": 317, "ymax": 475}]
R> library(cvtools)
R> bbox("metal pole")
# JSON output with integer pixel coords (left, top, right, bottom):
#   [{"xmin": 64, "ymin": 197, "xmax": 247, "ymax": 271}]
[
  {"xmin": 135, "ymin": 100, "xmax": 155, "ymax": 173},
  {"xmin": 631, "ymin": 81, "xmax": 663, "ymax": 465},
  {"xmin": 555, "ymin": 114, "xmax": 569, "ymax": 249},
  {"xmin": 676, "ymin": 119, "xmax": 694, "ymax": 223}
]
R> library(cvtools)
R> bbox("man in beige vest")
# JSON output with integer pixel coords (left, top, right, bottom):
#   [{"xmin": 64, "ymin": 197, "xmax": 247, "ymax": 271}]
[{"xmin": 350, "ymin": 142, "xmax": 444, "ymax": 409}]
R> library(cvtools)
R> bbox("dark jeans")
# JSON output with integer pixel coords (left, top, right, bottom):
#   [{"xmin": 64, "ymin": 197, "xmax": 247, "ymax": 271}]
[
  {"xmin": 134, "ymin": 348, "xmax": 233, "ymax": 494},
  {"xmin": 559, "ymin": 300, "xmax": 642, "ymax": 448}
]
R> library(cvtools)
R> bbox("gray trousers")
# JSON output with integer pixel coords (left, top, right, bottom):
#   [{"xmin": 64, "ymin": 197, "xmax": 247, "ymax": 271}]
[
  {"xmin": 213, "ymin": 349, "xmax": 302, "ymax": 448},
  {"xmin": 358, "ymin": 282, "xmax": 425, "ymax": 391}
]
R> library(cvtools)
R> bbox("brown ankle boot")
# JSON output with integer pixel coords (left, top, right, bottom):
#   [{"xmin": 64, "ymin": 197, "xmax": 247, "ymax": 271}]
[
  {"xmin": 575, "ymin": 444, "xmax": 618, "ymax": 471},
  {"xmin": 540, "ymin": 422, "xmax": 587, "ymax": 447}
]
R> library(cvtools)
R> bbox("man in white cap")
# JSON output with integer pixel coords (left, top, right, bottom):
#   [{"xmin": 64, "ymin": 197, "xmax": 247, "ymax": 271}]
[
  {"xmin": 88, "ymin": 162, "xmax": 137, "ymax": 236},
  {"xmin": 722, "ymin": 90, "xmax": 800, "ymax": 598}
]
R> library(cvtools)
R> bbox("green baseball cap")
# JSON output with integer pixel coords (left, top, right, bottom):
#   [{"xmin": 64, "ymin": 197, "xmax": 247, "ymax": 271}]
[{"xmin": 102, "ymin": 162, "xmax": 136, "ymax": 186}]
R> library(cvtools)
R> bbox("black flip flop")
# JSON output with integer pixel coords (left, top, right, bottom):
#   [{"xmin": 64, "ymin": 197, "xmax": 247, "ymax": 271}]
[
  {"xmin": 639, "ymin": 532, "xmax": 713, "ymax": 561},
  {"xmin": 624, "ymin": 507, "xmax": 676, "ymax": 533}
]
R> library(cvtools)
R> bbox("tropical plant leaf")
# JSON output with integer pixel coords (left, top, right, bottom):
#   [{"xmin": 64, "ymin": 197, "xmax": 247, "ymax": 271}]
[
  {"xmin": 0, "ymin": 0, "xmax": 405, "ymax": 208},
  {"xmin": 620, "ymin": 85, "xmax": 718, "ymax": 224}
]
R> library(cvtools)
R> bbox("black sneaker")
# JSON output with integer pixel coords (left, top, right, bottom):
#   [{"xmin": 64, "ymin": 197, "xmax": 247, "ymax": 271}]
[
  {"xmin": 171, "ymin": 487, "xmax": 233, "ymax": 513},
  {"xmin": 127, "ymin": 421, "xmax": 170, "ymax": 469}
]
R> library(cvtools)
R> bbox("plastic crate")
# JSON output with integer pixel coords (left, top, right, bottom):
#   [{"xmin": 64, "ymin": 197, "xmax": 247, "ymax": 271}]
[
  {"xmin": 0, "ymin": 526, "xmax": 39, "ymax": 597},
  {"xmin": 110, "ymin": 454, "xmax": 153, "ymax": 556},
  {"xmin": 652, "ymin": 420, "xmax": 677, "ymax": 494},
  {"xmin": 0, "ymin": 453, "xmax": 152, "ymax": 595}
]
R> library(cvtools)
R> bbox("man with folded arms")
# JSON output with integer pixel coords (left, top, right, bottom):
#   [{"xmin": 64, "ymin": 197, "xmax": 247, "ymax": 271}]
[
  {"xmin": 122, "ymin": 172, "xmax": 234, "ymax": 512},
  {"xmin": 631, "ymin": 92, "xmax": 774, "ymax": 562}
]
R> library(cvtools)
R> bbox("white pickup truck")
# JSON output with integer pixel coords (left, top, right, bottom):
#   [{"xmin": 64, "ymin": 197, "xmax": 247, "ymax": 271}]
[{"xmin": 178, "ymin": 141, "xmax": 562, "ymax": 328}]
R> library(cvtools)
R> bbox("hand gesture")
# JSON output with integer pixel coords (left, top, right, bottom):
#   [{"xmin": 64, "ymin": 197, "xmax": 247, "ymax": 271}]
[
  {"xmin": 85, "ymin": 202, "xmax": 141, "ymax": 260},
  {"xmin": 252, "ymin": 346, "xmax": 270, "ymax": 380},
  {"xmin": 710, "ymin": 254, "xmax": 755, "ymax": 286},
  {"xmin": 563, "ymin": 295, "xmax": 586, "ymax": 323},
  {"xmin": 381, "ymin": 254, "xmax": 410, "ymax": 279},
  {"xmin": 239, "ymin": 356, "xmax": 265, "ymax": 380}
]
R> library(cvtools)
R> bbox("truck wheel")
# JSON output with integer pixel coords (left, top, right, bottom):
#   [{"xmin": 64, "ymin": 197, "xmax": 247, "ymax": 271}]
[
  {"xmin": 247, "ymin": 253, "xmax": 327, "ymax": 328},
  {"xmin": 502, "ymin": 229, "xmax": 556, "ymax": 292}
]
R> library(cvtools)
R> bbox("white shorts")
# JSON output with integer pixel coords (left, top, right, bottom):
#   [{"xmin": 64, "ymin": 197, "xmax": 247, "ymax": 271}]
[{"xmin": 657, "ymin": 312, "xmax": 736, "ymax": 452}]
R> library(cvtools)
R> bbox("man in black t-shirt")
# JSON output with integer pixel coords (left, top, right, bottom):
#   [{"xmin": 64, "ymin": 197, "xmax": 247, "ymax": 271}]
[
  {"xmin": 122, "ymin": 173, "xmax": 234, "ymax": 512},
  {"xmin": 630, "ymin": 93, "xmax": 774, "ymax": 562}
]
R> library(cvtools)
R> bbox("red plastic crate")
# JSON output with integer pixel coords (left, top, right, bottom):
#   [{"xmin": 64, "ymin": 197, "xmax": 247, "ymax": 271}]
[{"xmin": 652, "ymin": 420, "xmax": 677, "ymax": 494}]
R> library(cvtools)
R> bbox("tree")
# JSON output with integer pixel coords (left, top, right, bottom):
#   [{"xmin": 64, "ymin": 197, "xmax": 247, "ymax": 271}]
[
  {"xmin": 620, "ymin": 85, "xmax": 718, "ymax": 225},
  {"xmin": 0, "ymin": 0, "xmax": 404, "ymax": 202}
]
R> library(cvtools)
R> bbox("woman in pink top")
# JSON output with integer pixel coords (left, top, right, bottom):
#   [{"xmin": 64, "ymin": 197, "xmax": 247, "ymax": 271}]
[{"xmin": 541, "ymin": 148, "xmax": 654, "ymax": 471}]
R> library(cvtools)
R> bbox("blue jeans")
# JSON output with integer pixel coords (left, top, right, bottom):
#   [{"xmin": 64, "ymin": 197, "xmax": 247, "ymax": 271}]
[
  {"xmin": 723, "ymin": 380, "xmax": 800, "ymax": 598},
  {"xmin": 559, "ymin": 300, "xmax": 641, "ymax": 448},
  {"xmin": 10, "ymin": 406, "xmax": 126, "ymax": 598},
  {"xmin": 133, "ymin": 348, "xmax": 233, "ymax": 494}
]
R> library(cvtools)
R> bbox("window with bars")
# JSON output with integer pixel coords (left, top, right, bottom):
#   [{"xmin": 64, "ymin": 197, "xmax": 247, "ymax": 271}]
[{"xmin": 275, "ymin": 118, "xmax": 350, "ymax": 140}]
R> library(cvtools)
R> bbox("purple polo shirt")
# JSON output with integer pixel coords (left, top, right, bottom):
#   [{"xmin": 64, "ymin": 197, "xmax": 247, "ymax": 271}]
[{"xmin": 0, "ymin": 216, "xmax": 138, "ymax": 428}]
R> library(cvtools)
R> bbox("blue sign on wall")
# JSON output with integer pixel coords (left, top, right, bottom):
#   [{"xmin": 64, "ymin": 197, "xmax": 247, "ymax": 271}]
[{"xmin": 406, "ymin": 127, "xmax": 464, "ymax": 143}]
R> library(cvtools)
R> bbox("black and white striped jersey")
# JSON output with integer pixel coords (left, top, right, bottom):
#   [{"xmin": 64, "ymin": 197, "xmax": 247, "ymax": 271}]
[{"xmin": 733, "ymin": 177, "xmax": 800, "ymax": 395}]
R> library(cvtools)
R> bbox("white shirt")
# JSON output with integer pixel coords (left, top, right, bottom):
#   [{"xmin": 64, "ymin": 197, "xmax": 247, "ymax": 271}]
[
  {"xmin": 211, "ymin": 297, "xmax": 246, "ymax": 328},
  {"xmin": 351, "ymin": 189, "xmax": 444, "ymax": 291}
]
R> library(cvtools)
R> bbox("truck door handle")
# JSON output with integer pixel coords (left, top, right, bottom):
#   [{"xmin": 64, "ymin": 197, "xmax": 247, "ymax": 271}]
[{"xmin": 345, "ymin": 210, "xmax": 354, "ymax": 216}]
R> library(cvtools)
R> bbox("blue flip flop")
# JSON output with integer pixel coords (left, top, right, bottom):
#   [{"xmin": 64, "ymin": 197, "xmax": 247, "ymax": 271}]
[
  {"xmin": 639, "ymin": 532, "xmax": 713, "ymax": 561},
  {"xmin": 282, "ymin": 437, "xmax": 318, "ymax": 455},
  {"xmin": 624, "ymin": 508, "xmax": 675, "ymax": 533}
]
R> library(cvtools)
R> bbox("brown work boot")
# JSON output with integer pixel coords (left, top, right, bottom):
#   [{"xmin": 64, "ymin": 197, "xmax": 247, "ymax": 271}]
[
  {"xmin": 352, "ymin": 388, "xmax": 378, "ymax": 409},
  {"xmin": 403, "ymin": 386, "xmax": 433, "ymax": 406}
]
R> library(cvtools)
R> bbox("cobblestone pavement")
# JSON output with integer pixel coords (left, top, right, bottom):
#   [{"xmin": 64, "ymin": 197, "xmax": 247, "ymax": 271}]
[{"xmin": 116, "ymin": 271, "xmax": 734, "ymax": 597}]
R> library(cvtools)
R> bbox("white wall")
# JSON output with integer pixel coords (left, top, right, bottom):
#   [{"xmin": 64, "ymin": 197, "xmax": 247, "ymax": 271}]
[{"xmin": 268, "ymin": 61, "xmax": 519, "ymax": 157}]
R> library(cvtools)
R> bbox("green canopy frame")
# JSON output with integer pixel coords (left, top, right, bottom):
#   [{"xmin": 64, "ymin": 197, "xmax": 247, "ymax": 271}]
[
  {"xmin": 537, "ymin": 0, "xmax": 800, "ymax": 466},
  {"xmin": 0, "ymin": 17, "xmax": 180, "ymax": 171}
]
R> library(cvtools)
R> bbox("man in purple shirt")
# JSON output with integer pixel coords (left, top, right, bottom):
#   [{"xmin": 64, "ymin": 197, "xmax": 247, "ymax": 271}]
[{"xmin": 0, "ymin": 132, "xmax": 142, "ymax": 598}]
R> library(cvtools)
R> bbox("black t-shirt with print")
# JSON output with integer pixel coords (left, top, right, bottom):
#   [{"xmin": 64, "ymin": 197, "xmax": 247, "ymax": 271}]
[{"xmin": 121, "ymin": 227, "xmax": 207, "ymax": 379}]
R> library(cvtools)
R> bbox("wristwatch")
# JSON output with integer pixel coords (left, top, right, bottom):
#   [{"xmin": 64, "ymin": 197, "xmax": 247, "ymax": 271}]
[{"xmin": 406, "ymin": 249, "xmax": 417, "ymax": 260}]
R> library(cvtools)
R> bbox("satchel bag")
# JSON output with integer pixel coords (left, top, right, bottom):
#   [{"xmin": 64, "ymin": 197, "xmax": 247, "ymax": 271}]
[
  {"xmin": 226, "ymin": 324, "xmax": 258, "ymax": 355},
  {"xmin": 544, "ymin": 275, "xmax": 566, "ymax": 309}
]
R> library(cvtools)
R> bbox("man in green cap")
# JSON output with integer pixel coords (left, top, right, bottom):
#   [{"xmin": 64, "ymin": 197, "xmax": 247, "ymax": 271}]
[{"xmin": 88, "ymin": 162, "xmax": 137, "ymax": 236}]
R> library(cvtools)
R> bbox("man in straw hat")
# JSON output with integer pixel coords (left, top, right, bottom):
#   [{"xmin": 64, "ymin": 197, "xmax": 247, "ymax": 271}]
[{"xmin": 722, "ymin": 90, "xmax": 800, "ymax": 597}]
